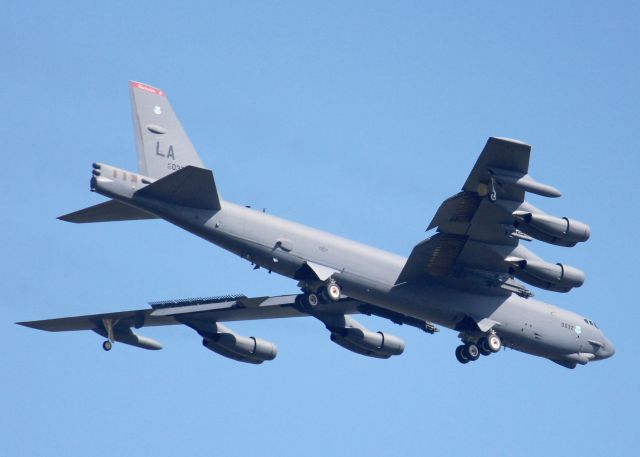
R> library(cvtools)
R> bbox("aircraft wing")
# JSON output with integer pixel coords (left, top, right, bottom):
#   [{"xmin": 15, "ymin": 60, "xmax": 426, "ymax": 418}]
[
  {"xmin": 18, "ymin": 293, "xmax": 437, "ymax": 362},
  {"xmin": 17, "ymin": 294, "xmax": 361, "ymax": 333},
  {"xmin": 18, "ymin": 293, "xmax": 435, "ymax": 334},
  {"xmin": 396, "ymin": 137, "xmax": 576, "ymax": 296}
]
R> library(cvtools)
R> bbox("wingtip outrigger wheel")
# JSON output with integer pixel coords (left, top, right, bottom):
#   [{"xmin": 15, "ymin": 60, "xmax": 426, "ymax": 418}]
[
  {"xmin": 489, "ymin": 176, "xmax": 497, "ymax": 202},
  {"xmin": 101, "ymin": 318, "xmax": 116, "ymax": 352}
]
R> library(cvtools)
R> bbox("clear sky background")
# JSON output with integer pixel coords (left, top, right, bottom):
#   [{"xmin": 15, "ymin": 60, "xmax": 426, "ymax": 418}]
[{"xmin": 2, "ymin": 2, "xmax": 639, "ymax": 456}]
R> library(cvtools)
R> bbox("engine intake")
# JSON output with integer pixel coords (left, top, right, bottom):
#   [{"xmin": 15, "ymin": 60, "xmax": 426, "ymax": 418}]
[
  {"xmin": 513, "ymin": 211, "xmax": 590, "ymax": 247},
  {"xmin": 507, "ymin": 257, "xmax": 584, "ymax": 293},
  {"xmin": 201, "ymin": 323, "xmax": 277, "ymax": 364}
]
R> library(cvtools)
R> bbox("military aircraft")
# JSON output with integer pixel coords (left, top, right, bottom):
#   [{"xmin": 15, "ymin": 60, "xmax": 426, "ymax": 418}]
[{"xmin": 18, "ymin": 81, "xmax": 615, "ymax": 369}]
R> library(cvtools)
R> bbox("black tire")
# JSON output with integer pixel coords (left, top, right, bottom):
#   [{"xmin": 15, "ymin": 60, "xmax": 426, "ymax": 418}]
[
  {"xmin": 455, "ymin": 345, "xmax": 469, "ymax": 364},
  {"xmin": 465, "ymin": 343, "xmax": 480, "ymax": 361},
  {"xmin": 478, "ymin": 338, "xmax": 492, "ymax": 356},
  {"xmin": 102, "ymin": 340, "xmax": 112, "ymax": 351},
  {"xmin": 303, "ymin": 293, "xmax": 319, "ymax": 309}
]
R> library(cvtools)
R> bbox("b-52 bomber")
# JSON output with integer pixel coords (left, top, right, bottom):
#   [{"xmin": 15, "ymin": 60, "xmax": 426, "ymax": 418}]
[{"xmin": 19, "ymin": 81, "xmax": 615, "ymax": 369}]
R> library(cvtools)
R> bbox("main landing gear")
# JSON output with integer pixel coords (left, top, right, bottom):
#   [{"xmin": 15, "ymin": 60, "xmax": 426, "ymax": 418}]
[
  {"xmin": 295, "ymin": 280, "xmax": 342, "ymax": 311},
  {"xmin": 455, "ymin": 333, "xmax": 502, "ymax": 364}
]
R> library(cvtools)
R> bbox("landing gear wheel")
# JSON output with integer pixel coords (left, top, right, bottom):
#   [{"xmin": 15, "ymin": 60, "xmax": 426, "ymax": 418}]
[
  {"xmin": 464, "ymin": 343, "xmax": 480, "ymax": 361},
  {"xmin": 302, "ymin": 292, "xmax": 319, "ymax": 309},
  {"xmin": 324, "ymin": 282, "xmax": 341, "ymax": 302},
  {"xmin": 487, "ymin": 334, "xmax": 502, "ymax": 353},
  {"xmin": 102, "ymin": 340, "xmax": 112, "ymax": 351},
  {"xmin": 455, "ymin": 345, "xmax": 470, "ymax": 364},
  {"xmin": 478, "ymin": 338, "xmax": 492, "ymax": 356}
]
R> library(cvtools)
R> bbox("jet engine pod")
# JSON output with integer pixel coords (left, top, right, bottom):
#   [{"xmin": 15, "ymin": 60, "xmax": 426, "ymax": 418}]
[
  {"xmin": 330, "ymin": 328, "xmax": 405, "ymax": 359},
  {"xmin": 513, "ymin": 211, "xmax": 591, "ymax": 247},
  {"xmin": 507, "ymin": 257, "xmax": 585, "ymax": 293},
  {"xmin": 202, "ymin": 323, "xmax": 277, "ymax": 364}
]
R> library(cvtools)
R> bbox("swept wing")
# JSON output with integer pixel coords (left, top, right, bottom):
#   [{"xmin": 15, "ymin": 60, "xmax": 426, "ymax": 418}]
[
  {"xmin": 396, "ymin": 137, "xmax": 588, "ymax": 295},
  {"xmin": 18, "ymin": 294, "xmax": 437, "ymax": 362}
]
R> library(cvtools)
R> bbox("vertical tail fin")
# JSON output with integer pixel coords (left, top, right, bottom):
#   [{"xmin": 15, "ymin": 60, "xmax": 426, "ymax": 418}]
[{"xmin": 129, "ymin": 81, "xmax": 205, "ymax": 179}]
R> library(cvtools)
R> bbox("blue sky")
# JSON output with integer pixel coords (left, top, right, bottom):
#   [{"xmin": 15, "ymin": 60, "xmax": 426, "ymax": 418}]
[{"xmin": 2, "ymin": 2, "xmax": 639, "ymax": 455}]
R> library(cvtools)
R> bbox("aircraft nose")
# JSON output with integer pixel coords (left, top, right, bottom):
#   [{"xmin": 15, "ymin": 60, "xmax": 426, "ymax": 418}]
[{"xmin": 596, "ymin": 337, "xmax": 616, "ymax": 360}]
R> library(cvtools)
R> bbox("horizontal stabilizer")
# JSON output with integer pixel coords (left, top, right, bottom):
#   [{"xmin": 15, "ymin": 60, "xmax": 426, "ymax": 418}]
[
  {"xmin": 135, "ymin": 166, "xmax": 221, "ymax": 210},
  {"xmin": 59, "ymin": 199, "xmax": 158, "ymax": 223}
]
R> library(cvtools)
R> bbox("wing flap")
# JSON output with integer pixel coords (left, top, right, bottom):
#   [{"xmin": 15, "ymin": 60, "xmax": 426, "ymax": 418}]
[
  {"xmin": 396, "ymin": 233, "xmax": 466, "ymax": 284},
  {"xmin": 427, "ymin": 192, "xmax": 482, "ymax": 232}
]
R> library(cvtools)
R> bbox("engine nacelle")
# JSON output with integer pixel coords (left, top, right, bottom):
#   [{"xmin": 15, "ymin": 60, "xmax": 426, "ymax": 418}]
[
  {"xmin": 513, "ymin": 211, "xmax": 590, "ymax": 247},
  {"xmin": 330, "ymin": 327, "xmax": 405, "ymax": 359},
  {"xmin": 202, "ymin": 323, "xmax": 277, "ymax": 364},
  {"xmin": 507, "ymin": 258, "xmax": 585, "ymax": 293}
]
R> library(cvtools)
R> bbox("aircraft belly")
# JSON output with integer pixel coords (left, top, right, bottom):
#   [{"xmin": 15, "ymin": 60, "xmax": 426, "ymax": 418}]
[
  {"xmin": 335, "ymin": 278, "xmax": 480, "ymax": 331},
  {"xmin": 339, "ymin": 279, "xmax": 582, "ymax": 362},
  {"xmin": 107, "ymin": 196, "xmax": 590, "ymax": 364}
]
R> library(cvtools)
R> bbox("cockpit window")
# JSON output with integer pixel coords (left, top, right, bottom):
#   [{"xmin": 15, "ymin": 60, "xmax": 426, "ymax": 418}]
[{"xmin": 584, "ymin": 318, "xmax": 599, "ymax": 329}]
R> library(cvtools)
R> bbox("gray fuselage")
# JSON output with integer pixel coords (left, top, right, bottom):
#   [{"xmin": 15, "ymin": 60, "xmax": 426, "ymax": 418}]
[{"xmin": 96, "ymin": 168, "xmax": 615, "ymax": 367}]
